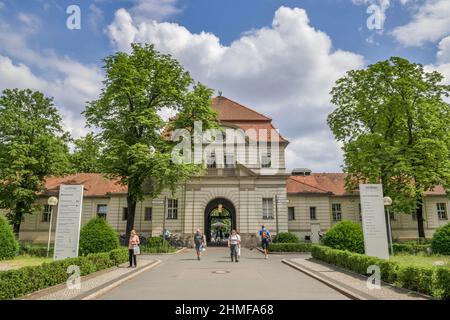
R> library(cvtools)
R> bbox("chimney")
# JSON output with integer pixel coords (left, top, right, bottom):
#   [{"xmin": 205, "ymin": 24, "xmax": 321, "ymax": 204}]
[{"xmin": 292, "ymin": 168, "xmax": 312, "ymax": 176}]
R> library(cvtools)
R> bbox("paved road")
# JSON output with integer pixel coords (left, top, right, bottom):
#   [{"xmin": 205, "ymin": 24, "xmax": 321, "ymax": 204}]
[{"xmin": 98, "ymin": 248, "xmax": 348, "ymax": 300}]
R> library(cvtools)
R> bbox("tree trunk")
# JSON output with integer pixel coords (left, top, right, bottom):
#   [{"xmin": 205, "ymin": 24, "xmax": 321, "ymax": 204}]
[
  {"xmin": 125, "ymin": 194, "xmax": 137, "ymax": 243},
  {"xmin": 13, "ymin": 215, "xmax": 22, "ymax": 238},
  {"xmin": 415, "ymin": 195, "xmax": 426, "ymax": 240}
]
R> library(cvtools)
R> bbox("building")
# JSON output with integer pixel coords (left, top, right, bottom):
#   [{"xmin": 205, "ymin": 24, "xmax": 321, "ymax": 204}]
[{"xmin": 8, "ymin": 97, "xmax": 450, "ymax": 244}]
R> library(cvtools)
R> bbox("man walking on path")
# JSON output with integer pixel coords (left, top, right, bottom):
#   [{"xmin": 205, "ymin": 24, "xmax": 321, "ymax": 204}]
[
  {"xmin": 259, "ymin": 225, "xmax": 271, "ymax": 259},
  {"xmin": 228, "ymin": 230, "xmax": 241, "ymax": 262},
  {"xmin": 194, "ymin": 229, "xmax": 206, "ymax": 261}
]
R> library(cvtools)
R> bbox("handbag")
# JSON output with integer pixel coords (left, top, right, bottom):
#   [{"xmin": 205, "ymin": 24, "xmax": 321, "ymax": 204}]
[{"xmin": 133, "ymin": 245, "xmax": 140, "ymax": 255}]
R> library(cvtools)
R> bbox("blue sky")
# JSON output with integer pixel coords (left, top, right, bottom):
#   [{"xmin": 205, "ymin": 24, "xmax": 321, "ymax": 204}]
[{"xmin": 0, "ymin": 0, "xmax": 449, "ymax": 171}]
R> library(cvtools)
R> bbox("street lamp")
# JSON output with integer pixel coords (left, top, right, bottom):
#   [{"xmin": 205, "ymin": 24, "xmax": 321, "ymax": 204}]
[
  {"xmin": 383, "ymin": 196, "xmax": 394, "ymax": 256},
  {"xmin": 47, "ymin": 196, "xmax": 58, "ymax": 258}
]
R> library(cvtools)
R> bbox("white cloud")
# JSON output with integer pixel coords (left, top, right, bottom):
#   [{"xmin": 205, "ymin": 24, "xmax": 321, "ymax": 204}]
[
  {"xmin": 17, "ymin": 12, "xmax": 42, "ymax": 33},
  {"xmin": 130, "ymin": 0, "xmax": 181, "ymax": 22},
  {"xmin": 391, "ymin": 0, "xmax": 450, "ymax": 47},
  {"xmin": 107, "ymin": 6, "xmax": 364, "ymax": 172},
  {"xmin": 437, "ymin": 36, "xmax": 450, "ymax": 64},
  {"xmin": 0, "ymin": 21, "xmax": 103, "ymax": 139}
]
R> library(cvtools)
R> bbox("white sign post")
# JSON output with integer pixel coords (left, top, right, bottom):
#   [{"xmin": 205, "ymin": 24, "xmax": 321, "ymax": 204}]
[
  {"xmin": 53, "ymin": 185, "xmax": 84, "ymax": 261},
  {"xmin": 359, "ymin": 184, "xmax": 390, "ymax": 260}
]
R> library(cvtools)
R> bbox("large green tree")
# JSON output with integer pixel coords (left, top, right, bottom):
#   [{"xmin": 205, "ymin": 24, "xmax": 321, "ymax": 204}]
[
  {"xmin": 70, "ymin": 132, "xmax": 103, "ymax": 173},
  {"xmin": 328, "ymin": 57, "xmax": 450, "ymax": 239},
  {"xmin": 84, "ymin": 43, "xmax": 218, "ymax": 239},
  {"xmin": 0, "ymin": 89, "xmax": 71, "ymax": 235}
]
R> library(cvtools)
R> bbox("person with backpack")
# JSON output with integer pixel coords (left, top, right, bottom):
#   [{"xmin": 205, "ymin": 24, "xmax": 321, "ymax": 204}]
[
  {"xmin": 228, "ymin": 229, "xmax": 241, "ymax": 262},
  {"xmin": 259, "ymin": 225, "xmax": 271, "ymax": 259}
]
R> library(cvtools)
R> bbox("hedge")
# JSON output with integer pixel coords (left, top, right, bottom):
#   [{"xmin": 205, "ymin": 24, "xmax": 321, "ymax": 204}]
[
  {"xmin": 79, "ymin": 217, "xmax": 119, "ymax": 255},
  {"xmin": 0, "ymin": 248, "xmax": 128, "ymax": 300},
  {"xmin": 311, "ymin": 245, "xmax": 450, "ymax": 299},
  {"xmin": 392, "ymin": 243, "xmax": 430, "ymax": 255},
  {"xmin": 0, "ymin": 216, "xmax": 19, "ymax": 260},
  {"xmin": 431, "ymin": 223, "xmax": 450, "ymax": 255},
  {"xmin": 272, "ymin": 232, "xmax": 299, "ymax": 244},
  {"xmin": 19, "ymin": 243, "xmax": 53, "ymax": 257},
  {"xmin": 268, "ymin": 243, "xmax": 312, "ymax": 252},
  {"xmin": 322, "ymin": 221, "xmax": 364, "ymax": 253}
]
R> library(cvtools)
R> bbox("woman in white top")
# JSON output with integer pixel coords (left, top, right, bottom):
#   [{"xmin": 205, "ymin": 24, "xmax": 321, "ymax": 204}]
[{"xmin": 228, "ymin": 229, "xmax": 241, "ymax": 262}]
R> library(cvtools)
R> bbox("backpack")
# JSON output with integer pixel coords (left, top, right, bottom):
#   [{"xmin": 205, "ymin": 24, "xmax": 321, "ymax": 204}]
[{"xmin": 262, "ymin": 230, "xmax": 269, "ymax": 240}]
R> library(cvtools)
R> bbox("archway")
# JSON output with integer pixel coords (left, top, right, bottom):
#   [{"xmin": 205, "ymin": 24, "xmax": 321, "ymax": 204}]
[{"xmin": 204, "ymin": 198, "xmax": 237, "ymax": 246}]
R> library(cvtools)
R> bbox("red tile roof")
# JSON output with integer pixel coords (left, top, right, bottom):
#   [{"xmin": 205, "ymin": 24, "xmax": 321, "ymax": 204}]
[
  {"xmin": 42, "ymin": 173, "xmax": 127, "ymax": 197},
  {"xmin": 212, "ymin": 96, "xmax": 288, "ymax": 143},
  {"xmin": 287, "ymin": 173, "xmax": 447, "ymax": 196}
]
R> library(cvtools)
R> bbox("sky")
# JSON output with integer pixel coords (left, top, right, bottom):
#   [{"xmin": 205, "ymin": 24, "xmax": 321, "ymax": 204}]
[{"xmin": 0, "ymin": 0, "xmax": 449, "ymax": 172}]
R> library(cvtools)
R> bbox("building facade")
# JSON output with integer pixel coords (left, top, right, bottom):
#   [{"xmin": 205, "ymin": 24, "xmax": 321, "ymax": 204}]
[{"xmin": 6, "ymin": 97, "xmax": 449, "ymax": 244}]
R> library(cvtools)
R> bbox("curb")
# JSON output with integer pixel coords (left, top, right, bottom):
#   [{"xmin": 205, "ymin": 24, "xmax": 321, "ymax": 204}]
[
  {"xmin": 78, "ymin": 259, "xmax": 162, "ymax": 300},
  {"xmin": 282, "ymin": 259, "xmax": 365, "ymax": 300},
  {"xmin": 255, "ymin": 247, "xmax": 311, "ymax": 255}
]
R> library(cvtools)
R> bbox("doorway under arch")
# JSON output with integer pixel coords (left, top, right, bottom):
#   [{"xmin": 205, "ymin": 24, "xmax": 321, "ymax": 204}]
[{"xmin": 204, "ymin": 198, "xmax": 237, "ymax": 246}]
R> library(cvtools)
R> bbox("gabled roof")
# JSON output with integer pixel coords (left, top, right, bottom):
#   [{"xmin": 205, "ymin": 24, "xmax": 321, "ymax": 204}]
[
  {"xmin": 212, "ymin": 96, "xmax": 271, "ymax": 121},
  {"xmin": 212, "ymin": 96, "xmax": 288, "ymax": 143}
]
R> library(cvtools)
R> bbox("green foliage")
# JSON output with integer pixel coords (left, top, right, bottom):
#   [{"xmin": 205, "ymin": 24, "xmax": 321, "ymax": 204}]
[
  {"xmin": 272, "ymin": 232, "xmax": 299, "ymax": 243},
  {"xmin": 0, "ymin": 89, "xmax": 71, "ymax": 234},
  {"xmin": 327, "ymin": 57, "xmax": 450, "ymax": 237},
  {"xmin": 84, "ymin": 43, "xmax": 219, "ymax": 237},
  {"xmin": 79, "ymin": 218, "xmax": 119, "ymax": 255},
  {"xmin": 19, "ymin": 243, "xmax": 52, "ymax": 257},
  {"xmin": 0, "ymin": 216, "xmax": 19, "ymax": 260},
  {"xmin": 268, "ymin": 243, "xmax": 312, "ymax": 252},
  {"xmin": 146, "ymin": 236, "xmax": 163, "ymax": 248},
  {"xmin": 312, "ymin": 245, "xmax": 450, "ymax": 299},
  {"xmin": 431, "ymin": 223, "xmax": 450, "ymax": 255},
  {"xmin": 0, "ymin": 248, "xmax": 128, "ymax": 300},
  {"xmin": 141, "ymin": 237, "xmax": 176, "ymax": 253},
  {"xmin": 393, "ymin": 243, "xmax": 430, "ymax": 255},
  {"xmin": 322, "ymin": 221, "xmax": 364, "ymax": 253},
  {"xmin": 70, "ymin": 133, "xmax": 103, "ymax": 173}
]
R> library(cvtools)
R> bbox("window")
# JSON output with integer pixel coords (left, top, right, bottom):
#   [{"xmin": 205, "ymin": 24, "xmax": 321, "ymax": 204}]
[
  {"xmin": 206, "ymin": 152, "xmax": 216, "ymax": 168},
  {"xmin": 261, "ymin": 153, "xmax": 271, "ymax": 168},
  {"xmin": 144, "ymin": 207, "xmax": 152, "ymax": 221},
  {"xmin": 310, "ymin": 207, "xmax": 317, "ymax": 220},
  {"xmin": 437, "ymin": 203, "xmax": 448, "ymax": 220},
  {"xmin": 122, "ymin": 208, "xmax": 128, "ymax": 221},
  {"xmin": 288, "ymin": 207, "xmax": 295, "ymax": 221},
  {"xmin": 97, "ymin": 204, "xmax": 108, "ymax": 218},
  {"xmin": 42, "ymin": 205, "xmax": 51, "ymax": 222},
  {"xmin": 332, "ymin": 204, "xmax": 342, "ymax": 222},
  {"xmin": 168, "ymin": 199, "xmax": 178, "ymax": 220},
  {"xmin": 224, "ymin": 153, "xmax": 235, "ymax": 168},
  {"xmin": 411, "ymin": 209, "xmax": 417, "ymax": 221},
  {"xmin": 262, "ymin": 198, "xmax": 274, "ymax": 219}
]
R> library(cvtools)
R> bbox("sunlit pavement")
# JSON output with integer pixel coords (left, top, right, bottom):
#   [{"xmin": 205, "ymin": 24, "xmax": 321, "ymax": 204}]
[{"xmin": 98, "ymin": 247, "xmax": 348, "ymax": 300}]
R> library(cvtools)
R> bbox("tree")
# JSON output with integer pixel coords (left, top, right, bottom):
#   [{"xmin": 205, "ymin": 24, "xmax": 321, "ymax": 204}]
[
  {"xmin": 328, "ymin": 57, "xmax": 450, "ymax": 239},
  {"xmin": 0, "ymin": 89, "xmax": 71, "ymax": 235},
  {"xmin": 84, "ymin": 43, "xmax": 218, "ymax": 240},
  {"xmin": 70, "ymin": 132, "xmax": 103, "ymax": 173}
]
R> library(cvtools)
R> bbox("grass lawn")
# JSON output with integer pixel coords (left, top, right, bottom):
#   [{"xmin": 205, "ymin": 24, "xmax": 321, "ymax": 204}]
[
  {"xmin": 0, "ymin": 255, "xmax": 52, "ymax": 271},
  {"xmin": 391, "ymin": 253, "xmax": 450, "ymax": 269}
]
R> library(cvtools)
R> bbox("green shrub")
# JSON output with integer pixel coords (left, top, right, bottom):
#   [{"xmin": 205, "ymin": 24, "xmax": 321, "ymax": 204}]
[
  {"xmin": 431, "ymin": 223, "xmax": 450, "ymax": 255},
  {"xmin": 393, "ymin": 243, "xmax": 430, "ymax": 255},
  {"xmin": 268, "ymin": 243, "xmax": 312, "ymax": 252},
  {"xmin": 0, "ymin": 248, "xmax": 128, "ymax": 300},
  {"xmin": 311, "ymin": 245, "xmax": 449, "ymax": 299},
  {"xmin": 272, "ymin": 232, "xmax": 299, "ymax": 243},
  {"xmin": 147, "ymin": 236, "xmax": 163, "ymax": 248},
  {"xmin": 19, "ymin": 243, "xmax": 53, "ymax": 257},
  {"xmin": 0, "ymin": 215, "xmax": 19, "ymax": 260},
  {"xmin": 79, "ymin": 217, "xmax": 119, "ymax": 255},
  {"xmin": 322, "ymin": 221, "xmax": 364, "ymax": 253}
]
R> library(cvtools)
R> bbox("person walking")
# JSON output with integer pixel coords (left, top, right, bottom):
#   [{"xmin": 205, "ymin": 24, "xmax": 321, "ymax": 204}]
[
  {"xmin": 259, "ymin": 225, "xmax": 271, "ymax": 259},
  {"xmin": 228, "ymin": 229, "xmax": 241, "ymax": 262},
  {"xmin": 194, "ymin": 229, "xmax": 206, "ymax": 261},
  {"xmin": 128, "ymin": 229, "xmax": 140, "ymax": 268}
]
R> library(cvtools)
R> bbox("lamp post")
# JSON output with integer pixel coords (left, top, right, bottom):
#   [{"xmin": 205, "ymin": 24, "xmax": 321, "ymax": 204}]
[
  {"xmin": 46, "ymin": 196, "xmax": 58, "ymax": 258},
  {"xmin": 384, "ymin": 196, "xmax": 394, "ymax": 256}
]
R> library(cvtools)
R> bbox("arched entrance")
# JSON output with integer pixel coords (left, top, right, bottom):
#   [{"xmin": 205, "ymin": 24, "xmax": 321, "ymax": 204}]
[{"xmin": 204, "ymin": 198, "xmax": 237, "ymax": 246}]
